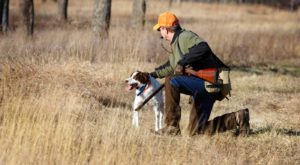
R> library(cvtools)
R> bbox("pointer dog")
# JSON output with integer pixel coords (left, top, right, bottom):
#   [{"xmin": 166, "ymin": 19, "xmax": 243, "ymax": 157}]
[{"xmin": 125, "ymin": 71, "xmax": 164, "ymax": 131}]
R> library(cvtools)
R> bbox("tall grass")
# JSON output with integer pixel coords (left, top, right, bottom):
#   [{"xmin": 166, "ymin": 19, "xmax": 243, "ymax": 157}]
[
  {"xmin": 4, "ymin": 0, "xmax": 300, "ymax": 66},
  {"xmin": 0, "ymin": 0, "xmax": 299, "ymax": 164}
]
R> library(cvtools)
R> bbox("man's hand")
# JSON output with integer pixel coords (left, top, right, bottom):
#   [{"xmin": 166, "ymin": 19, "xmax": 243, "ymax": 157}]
[
  {"xmin": 150, "ymin": 72, "xmax": 158, "ymax": 79},
  {"xmin": 174, "ymin": 64, "xmax": 184, "ymax": 75}
]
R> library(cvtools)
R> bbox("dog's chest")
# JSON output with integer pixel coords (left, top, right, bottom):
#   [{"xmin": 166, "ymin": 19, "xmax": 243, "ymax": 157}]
[{"xmin": 135, "ymin": 79, "xmax": 163, "ymax": 104}]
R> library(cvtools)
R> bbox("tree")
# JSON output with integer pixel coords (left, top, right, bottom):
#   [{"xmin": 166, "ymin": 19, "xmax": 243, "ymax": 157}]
[
  {"xmin": 57, "ymin": 0, "xmax": 68, "ymax": 21},
  {"xmin": 42, "ymin": 0, "xmax": 57, "ymax": 2},
  {"xmin": 169, "ymin": 0, "xmax": 181, "ymax": 7},
  {"xmin": 0, "ymin": 0, "xmax": 9, "ymax": 33},
  {"xmin": 20, "ymin": 0, "xmax": 34, "ymax": 36},
  {"xmin": 93, "ymin": 0, "xmax": 111, "ymax": 38},
  {"xmin": 132, "ymin": 0, "xmax": 146, "ymax": 29}
]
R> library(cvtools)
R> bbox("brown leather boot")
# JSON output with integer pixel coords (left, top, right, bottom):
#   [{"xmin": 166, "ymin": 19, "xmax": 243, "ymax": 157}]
[
  {"xmin": 155, "ymin": 76, "xmax": 181, "ymax": 136},
  {"xmin": 235, "ymin": 108, "xmax": 250, "ymax": 136},
  {"xmin": 202, "ymin": 108, "xmax": 250, "ymax": 136},
  {"xmin": 202, "ymin": 111, "xmax": 237, "ymax": 135},
  {"xmin": 154, "ymin": 126, "xmax": 181, "ymax": 136}
]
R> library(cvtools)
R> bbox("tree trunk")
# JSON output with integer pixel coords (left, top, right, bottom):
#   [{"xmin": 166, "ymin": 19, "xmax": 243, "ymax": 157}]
[
  {"xmin": 93, "ymin": 0, "xmax": 111, "ymax": 38},
  {"xmin": 2, "ymin": 0, "xmax": 9, "ymax": 33},
  {"xmin": 0, "ymin": 0, "xmax": 3, "ymax": 31},
  {"xmin": 42, "ymin": 0, "xmax": 58, "ymax": 2},
  {"xmin": 57, "ymin": 0, "xmax": 68, "ymax": 21},
  {"xmin": 20, "ymin": 0, "xmax": 34, "ymax": 36},
  {"xmin": 132, "ymin": 0, "xmax": 146, "ymax": 30},
  {"xmin": 169, "ymin": 0, "xmax": 173, "ymax": 7}
]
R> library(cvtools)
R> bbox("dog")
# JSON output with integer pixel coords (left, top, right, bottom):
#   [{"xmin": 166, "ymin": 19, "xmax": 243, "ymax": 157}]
[
  {"xmin": 203, "ymin": 108, "xmax": 250, "ymax": 136},
  {"xmin": 125, "ymin": 71, "xmax": 164, "ymax": 131}
]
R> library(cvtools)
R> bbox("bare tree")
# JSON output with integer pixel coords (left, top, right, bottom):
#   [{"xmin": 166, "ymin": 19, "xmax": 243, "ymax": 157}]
[
  {"xmin": 169, "ymin": 0, "xmax": 181, "ymax": 7},
  {"xmin": 42, "ymin": 0, "xmax": 57, "ymax": 2},
  {"xmin": 57, "ymin": 0, "xmax": 68, "ymax": 21},
  {"xmin": 93, "ymin": 0, "xmax": 111, "ymax": 38},
  {"xmin": 0, "ymin": 0, "xmax": 9, "ymax": 33},
  {"xmin": 132, "ymin": 0, "xmax": 146, "ymax": 29},
  {"xmin": 20, "ymin": 0, "xmax": 34, "ymax": 36}
]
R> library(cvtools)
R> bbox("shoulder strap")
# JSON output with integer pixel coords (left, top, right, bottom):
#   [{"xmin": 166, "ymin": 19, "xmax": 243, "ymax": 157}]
[
  {"xmin": 212, "ymin": 53, "xmax": 230, "ymax": 70},
  {"xmin": 176, "ymin": 30, "xmax": 230, "ymax": 70},
  {"xmin": 176, "ymin": 31, "xmax": 184, "ymax": 57}
]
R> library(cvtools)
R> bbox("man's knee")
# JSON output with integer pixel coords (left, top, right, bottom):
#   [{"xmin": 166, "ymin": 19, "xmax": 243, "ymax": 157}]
[{"xmin": 170, "ymin": 77, "xmax": 180, "ymax": 89}]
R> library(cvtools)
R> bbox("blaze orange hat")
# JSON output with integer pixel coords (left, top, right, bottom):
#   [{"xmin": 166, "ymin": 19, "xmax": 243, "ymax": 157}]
[{"xmin": 153, "ymin": 12, "xmax": 179, "ymax": 31}]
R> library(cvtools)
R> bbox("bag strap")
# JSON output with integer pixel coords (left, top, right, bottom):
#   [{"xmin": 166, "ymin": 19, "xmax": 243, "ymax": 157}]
[
  {"xmin": 212, "ymin": 53, "xmax": 230, "ymax": 70},
  {"xmin": 176, "ymin": 32, "xmax": 230, "ymax": 70},
  {"xmin": 176, "ymin": 31, "xmax": 184, "ymax": 58}
]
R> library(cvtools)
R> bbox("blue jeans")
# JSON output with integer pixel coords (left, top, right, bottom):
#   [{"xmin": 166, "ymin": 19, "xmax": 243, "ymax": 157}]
[{"xmin": 170, "ymin": 75, "xmax": 216, "ymax": 135}]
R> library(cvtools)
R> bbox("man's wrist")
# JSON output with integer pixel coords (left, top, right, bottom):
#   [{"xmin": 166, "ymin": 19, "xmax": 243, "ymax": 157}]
[
  {"xmin": 177, "ymin": 60, "xmax": 186, "ymax": 67},
  {"xmin": 150, "ymin": 72, "xmax": 158, "ymax": 78}
]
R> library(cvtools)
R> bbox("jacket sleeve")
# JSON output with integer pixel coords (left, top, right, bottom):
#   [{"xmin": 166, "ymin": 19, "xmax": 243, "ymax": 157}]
[
  {"xmin": 153, "ymin": 61, "xmax": 173, "ymax": 78},
  {"xmin": 177, "ymin": 42, "xmax": 211, "ymax": 66}
]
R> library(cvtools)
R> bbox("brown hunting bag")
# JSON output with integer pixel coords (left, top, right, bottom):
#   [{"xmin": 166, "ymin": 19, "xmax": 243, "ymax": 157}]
[
  {"xmin": 204, "ymin": 67, "xmax": 231, "ymax": 101},
  {"xmin": 185, "ymin": 67, "xmax": 231, "ymax": 101}
]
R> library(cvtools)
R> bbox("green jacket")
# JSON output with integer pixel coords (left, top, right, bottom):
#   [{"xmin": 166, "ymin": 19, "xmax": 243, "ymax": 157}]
[{"xmin": 155, "ymin": 29, "xmax": 204, "ymax": 78}]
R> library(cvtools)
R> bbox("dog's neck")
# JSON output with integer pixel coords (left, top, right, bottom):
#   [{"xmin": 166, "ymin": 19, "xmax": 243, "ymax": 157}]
[{"xmin": 137, "ymin": 81, "xmax": 151, "ymax": 96}]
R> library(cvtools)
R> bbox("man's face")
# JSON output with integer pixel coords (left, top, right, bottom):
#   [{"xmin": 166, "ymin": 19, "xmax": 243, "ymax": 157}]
[{"xmin": 159, "ymin": 27, "xmax": 169, "ymax": 41}]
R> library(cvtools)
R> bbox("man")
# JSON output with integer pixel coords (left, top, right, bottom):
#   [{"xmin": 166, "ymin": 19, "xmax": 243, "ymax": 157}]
[{"xmin": 149, "ymin": 12, "xmax": 237, "ymax": 136}]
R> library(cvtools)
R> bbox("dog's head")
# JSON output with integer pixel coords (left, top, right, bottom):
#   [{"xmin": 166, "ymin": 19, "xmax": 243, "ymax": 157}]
[{"xmin": 125, "ymin": 71, "xmax": 150, "ymax": 91}]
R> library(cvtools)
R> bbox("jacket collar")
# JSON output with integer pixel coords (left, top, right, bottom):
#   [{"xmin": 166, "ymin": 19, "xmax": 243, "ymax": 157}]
[{"xmin": 171, "ymin": 28, "xmax": 183, "ymax": 45}]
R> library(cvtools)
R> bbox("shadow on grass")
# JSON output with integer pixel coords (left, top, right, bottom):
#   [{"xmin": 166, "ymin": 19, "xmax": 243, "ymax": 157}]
[
  {"xmin": 232, "ymin": 66, "xmax": 300, "ymax": 77},
  {"xmin": 81, "ymin": 92, "xmax": 131, "ymax": 109},
  {"xmin": 97, "ymin": 97, "xmax": 131, "ymax": 109},
  {"xmin": 250, "ymin": 126, "xmax": 300, "ymax": 137}
]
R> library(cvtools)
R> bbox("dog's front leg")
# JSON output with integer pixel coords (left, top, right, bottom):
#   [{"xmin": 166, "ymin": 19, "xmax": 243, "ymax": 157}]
[{"xmin": 132, "ymin": 98, "xmax": 143, "ymax": 128}]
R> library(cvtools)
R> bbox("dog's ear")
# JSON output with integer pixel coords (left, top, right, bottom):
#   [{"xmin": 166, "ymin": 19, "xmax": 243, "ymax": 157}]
[{"xmin": 135, "ymin": 72, "xmax": 150, "ymax": 84}]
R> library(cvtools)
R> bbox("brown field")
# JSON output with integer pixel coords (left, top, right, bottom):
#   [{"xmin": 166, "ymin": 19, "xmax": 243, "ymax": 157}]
[{"xmin": 0, "ymin": 0, "xmax": 299, "ymax": 164}]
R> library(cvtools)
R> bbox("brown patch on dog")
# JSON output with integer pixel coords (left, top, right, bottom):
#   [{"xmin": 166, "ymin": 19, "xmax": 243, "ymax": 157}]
[
  {"xmin": 203, "ymin": 108, "xmax": 250, "ymax": 136},
  {"xmin": 133, "ymin": 71, "xmax": 150, "ymax": 84}
]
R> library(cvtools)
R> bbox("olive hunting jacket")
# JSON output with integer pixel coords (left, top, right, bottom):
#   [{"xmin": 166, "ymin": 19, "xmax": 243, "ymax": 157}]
[{"xmin": 153, "ymin": 29, "xmax": 228, "ymax": 78}]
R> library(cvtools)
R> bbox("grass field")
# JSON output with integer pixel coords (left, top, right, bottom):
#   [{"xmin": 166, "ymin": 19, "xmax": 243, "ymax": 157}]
[{"xmin": 0, "ymin": 0, "xmax": 299, "ymax": 164}]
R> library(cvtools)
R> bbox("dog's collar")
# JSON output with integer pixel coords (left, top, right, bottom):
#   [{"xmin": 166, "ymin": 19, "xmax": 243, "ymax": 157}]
[{"xmin": 137, "ymin": 82, "xmax": 151, "ymax": 96}]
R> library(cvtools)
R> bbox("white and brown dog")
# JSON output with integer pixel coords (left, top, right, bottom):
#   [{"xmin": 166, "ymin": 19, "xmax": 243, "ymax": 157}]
[{"xmin": 125, "ymin": 71, "xmax": 164, "ymax": 131}]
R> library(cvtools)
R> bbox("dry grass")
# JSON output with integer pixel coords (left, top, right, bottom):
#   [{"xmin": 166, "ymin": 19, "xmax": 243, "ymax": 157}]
[{"xmin": 0, "ymin": 0, "xmax": 299, "ymax": 164}]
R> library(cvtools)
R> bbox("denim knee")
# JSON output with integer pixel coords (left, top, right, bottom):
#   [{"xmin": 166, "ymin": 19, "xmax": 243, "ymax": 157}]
[{"xmin": 170, "ymin": 77, "xmax": 180, "ymax": 89}]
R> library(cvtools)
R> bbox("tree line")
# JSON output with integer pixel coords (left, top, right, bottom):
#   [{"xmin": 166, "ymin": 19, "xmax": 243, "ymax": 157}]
[
  {"xmin": 0, "ymin": 0, "xmax": 146, "ymax": 39},
  {"xmin": 171, "ymin": 0, "xmax": 300, "ymax": 10},
  {"xmin": 0, "ymin": 0, "xmax": 298, "ymax": 37}
]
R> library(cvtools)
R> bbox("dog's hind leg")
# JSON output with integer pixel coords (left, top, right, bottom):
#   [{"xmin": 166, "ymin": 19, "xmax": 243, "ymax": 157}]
[
  {"xmin": 158, "ymin": 103, "xmax": 164, "ymax": 130},
  {"xmin": 153, "ymin": 103, "xmax": 164, "ymax": 131},
  {"xmin": 132, "ymin": 110, "xmax": 139, "ymax": 128},
  {"xmin": 153, "ymin": 107, "xmax": 160, "ymax": 131}
]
